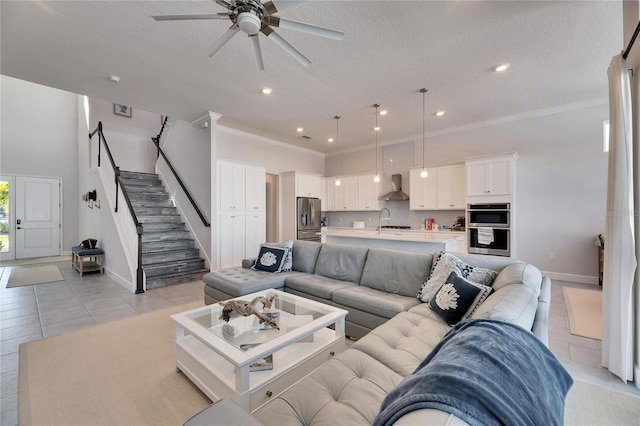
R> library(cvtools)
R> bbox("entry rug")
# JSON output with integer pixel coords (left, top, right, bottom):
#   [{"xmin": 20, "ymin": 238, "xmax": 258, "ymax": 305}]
[
  {"xmin": 7, "ymin": 264, "xmax": 64, "ymax": 288},
  {"xmin": 563, "ymin": 287, "xmax": 602, "ymax": 340}
]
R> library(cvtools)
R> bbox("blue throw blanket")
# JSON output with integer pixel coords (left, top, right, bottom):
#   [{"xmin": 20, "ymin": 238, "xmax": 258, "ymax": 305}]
[{"xmin": 372, "ymin": 319, "xmax": 573, "ymax": 426}]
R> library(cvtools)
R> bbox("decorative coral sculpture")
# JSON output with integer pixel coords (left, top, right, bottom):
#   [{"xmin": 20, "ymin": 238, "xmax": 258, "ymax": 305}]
[{"xmin": 218, "ymin": 294, "xmax": 280, "ymax": 330}]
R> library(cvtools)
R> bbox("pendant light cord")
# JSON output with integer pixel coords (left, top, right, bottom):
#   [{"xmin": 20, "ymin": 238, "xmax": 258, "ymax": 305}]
[{"xmin": 422, "ymin": 88, "xmax": 426, "ymax": 170}]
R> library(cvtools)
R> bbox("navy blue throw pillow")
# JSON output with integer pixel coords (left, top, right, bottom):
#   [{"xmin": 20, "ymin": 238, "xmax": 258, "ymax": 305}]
[
  {"xmin": 252, "ymin": 245, "xmax": 289, "ymax": 273},
  {"xmin": 429, "ymin": 271, "xmax": 492, "ymax": 325}
]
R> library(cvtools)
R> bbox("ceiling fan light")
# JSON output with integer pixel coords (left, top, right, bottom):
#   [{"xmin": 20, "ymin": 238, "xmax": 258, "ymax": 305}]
[
  {"xmin": 237, "ymin": 12, "xmax": 261, "ymax": 35},
  {"xmin": 420, "ymin": 169, "xmax": 428, "ymax": 178},
  {"xmin": 373, "ymin": 174, "xmax": 381, "ymax": 183},
  {"xmin": 335, "ymin": 178, "xmax": 341, "ymax": 186}
]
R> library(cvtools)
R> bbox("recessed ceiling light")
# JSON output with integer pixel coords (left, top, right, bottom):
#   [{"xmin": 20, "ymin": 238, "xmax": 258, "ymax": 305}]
[
  {"xmin": 379, "ymin": 110, "xmax": 388, "ymax": 116},
  {"xmin": 261, "ymin": 87, "xmax": 272, "ymax": 95},
  {"xmin": 435, "ymin": 111, "xmax": 445, "ymax": 116},
  {"xmin": 328, "ymin": 138, "xmax": 334, "ymax": 143},
  {"xmin": 109, "ymin": 75, "xmax": 120, "ymax": 83},
  {"xmin": 374, "ymin": 126, "xmax": 381, "ymax": 132},
  {"xmin": 495, "ymin": 63, "xmax": 510, "ymax": 72},
  {"xmin": 296, "ymin": 127, "xmax": 304, "ymax": 132}
]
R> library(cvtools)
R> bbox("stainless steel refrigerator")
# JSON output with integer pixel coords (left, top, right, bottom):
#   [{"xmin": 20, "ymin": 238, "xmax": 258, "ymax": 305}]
[{"xmin": 297, "ymin": 197, "xmax": 321, "ymax": 242}]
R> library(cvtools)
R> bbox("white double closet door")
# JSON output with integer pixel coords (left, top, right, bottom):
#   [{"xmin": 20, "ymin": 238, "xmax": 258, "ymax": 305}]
[{"xmin": 15, "ymin": 176, "xmax": 61, "ymax": 259}]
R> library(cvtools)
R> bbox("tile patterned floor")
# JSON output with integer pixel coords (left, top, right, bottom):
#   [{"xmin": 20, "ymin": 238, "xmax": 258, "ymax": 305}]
[{"xmin": 0, "ymin": 260, "xmax": 638, "ymax": 425}]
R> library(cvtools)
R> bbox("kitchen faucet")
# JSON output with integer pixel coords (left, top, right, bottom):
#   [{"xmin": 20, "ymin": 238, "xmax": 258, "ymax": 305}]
[{"xmin": 378, "ymin": 208, "xmax": 391, "ymax": 234}]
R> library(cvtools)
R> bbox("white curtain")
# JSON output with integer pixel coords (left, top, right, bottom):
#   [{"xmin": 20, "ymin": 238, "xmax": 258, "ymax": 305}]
[{"xmin": 603, "ymin": 53, "xmax": 638, "ymax": 383}]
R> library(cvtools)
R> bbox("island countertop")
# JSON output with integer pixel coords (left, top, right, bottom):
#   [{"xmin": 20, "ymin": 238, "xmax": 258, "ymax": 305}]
[{"xmin": 319, "ymin": 227, "xmax": 467, "ymax": 253}]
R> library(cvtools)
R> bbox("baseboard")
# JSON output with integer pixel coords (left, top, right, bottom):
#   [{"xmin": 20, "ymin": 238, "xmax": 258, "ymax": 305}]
[
  {"xmin": 104, "ymin": 268, "xmax": 135, "ymax": 292},
  {"xmin": 635, "ymin": 364, "xmax": 640, "ymax": 390},
  {"xmin": 542, "ymin": 271, "xmax": 599, "ymax": 285}
]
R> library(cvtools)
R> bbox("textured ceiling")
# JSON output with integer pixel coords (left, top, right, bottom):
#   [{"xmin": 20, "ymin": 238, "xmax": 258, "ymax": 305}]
[{"xmin": 0, "ymin": 1, "xmax": 622, "ymax": 154}]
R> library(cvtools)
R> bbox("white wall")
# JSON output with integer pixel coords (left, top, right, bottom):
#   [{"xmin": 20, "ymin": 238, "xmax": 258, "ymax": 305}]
[
  {"xmin": 158, "ymin": 117, "xmax": 212, "ymax": 265},
  {"xmin": 0, "ymin": 75, "xmax": 79, "ymax": 253},
  {"xmin": 217, "ymin": 126, "xmax": 325, "ymax": 175},
  {"xmin": 88, "ymin": 98, "xmax": 161, "ymax": 173},
  {"xmin": 326, "ymin": 103, "xmax": 609, "ymax": 280}
]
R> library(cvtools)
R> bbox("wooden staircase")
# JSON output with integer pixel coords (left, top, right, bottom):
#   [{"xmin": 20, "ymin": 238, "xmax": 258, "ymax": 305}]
[{"xmin": 120, "ymin": 171, "xmax": 208, "ymax": 289}]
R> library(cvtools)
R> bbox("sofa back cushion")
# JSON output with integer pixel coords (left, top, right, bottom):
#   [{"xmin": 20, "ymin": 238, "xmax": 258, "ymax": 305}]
[
  {"xmin": 471, "ymin": 284, "xmax": 539, "ymax": 331},
  {"xmin": 291, "ymin": 240, "xmax": 322, "ymax": 273},
  {"xmin": 360, "ymin": 248, "xmax": 432, "ymax": 297},
  {"xmin": 314, "ymin": 244, "xmax": 369, "ymax": 283}
]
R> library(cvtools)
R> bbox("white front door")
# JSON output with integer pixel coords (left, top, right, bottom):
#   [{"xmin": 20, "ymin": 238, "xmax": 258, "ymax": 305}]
[{"xmin": 15, "ymin": 176, "xmax": 61, "ymax": 259}]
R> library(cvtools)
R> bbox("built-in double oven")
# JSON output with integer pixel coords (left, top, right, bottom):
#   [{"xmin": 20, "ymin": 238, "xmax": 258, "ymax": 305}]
[{"xmin": 467, "ymin": 203, "xmax": 511, "ymax": 257}]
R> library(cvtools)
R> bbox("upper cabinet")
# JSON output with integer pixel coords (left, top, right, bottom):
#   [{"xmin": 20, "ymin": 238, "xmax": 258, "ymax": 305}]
[
  {"xmin": 357, "ymin": 175, "xmax": 382, "ymax": 211},
  {"xmin": 323, "ymin": 174, "xmax": 382, "ymax": 211},
  {"xmin": 409, "ymin": 168, "xmax": 437, "ymax": 210},
  {"xmin": 219, "ymin": 161, "xmax": 246, "ymax": 211},
  {"xmin": 436, "ymin": 165, "xmax": 466, "ymax": 209},
  {"xmin": 334, "ymin": 176, "xmax": 359, "ymax": 210},
  {"xmin": 296, "ymin": 174, "xmax": 324, "ymax": 200},
  {"xmin": 245, "ymin": 165, "xmax": 267, "ymax": 211},
  {"xmin": 466, "ymin": 154, "xmax": 517, "ymax": 199}
]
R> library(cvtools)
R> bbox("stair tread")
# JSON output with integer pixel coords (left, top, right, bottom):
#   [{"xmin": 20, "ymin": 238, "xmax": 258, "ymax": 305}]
[{"xmin": 145, "ymin": 268, "xmax": 209, "ymax": 278}]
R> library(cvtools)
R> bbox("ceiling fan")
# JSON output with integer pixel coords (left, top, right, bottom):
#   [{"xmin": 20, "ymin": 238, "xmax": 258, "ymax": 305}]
[{"xmin": 152, "ymin": 0, "xmax": 344, "ymax": 70}]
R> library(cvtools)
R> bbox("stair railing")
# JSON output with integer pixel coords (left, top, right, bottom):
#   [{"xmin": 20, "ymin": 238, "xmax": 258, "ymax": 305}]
[
  {"xmin": 89, "ymin": 122, "xmax": 145, "ymax": 293},
  {"xmin": 152, "ymin": 117, "xmax": 211, "ymax": 227}
]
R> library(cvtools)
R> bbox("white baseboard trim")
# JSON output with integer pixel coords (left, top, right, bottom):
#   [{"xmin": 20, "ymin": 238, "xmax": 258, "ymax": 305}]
[
  {"xmin": 104, "ymin": 268, "xmax": 134, "ymax": 292},
  {"xmin": 635, "ymin": 365, "xmax": 640, "ymax": 389},
  {"xmin": 542, "ymin": 271, "xmax": 599, "ymax": 285}
]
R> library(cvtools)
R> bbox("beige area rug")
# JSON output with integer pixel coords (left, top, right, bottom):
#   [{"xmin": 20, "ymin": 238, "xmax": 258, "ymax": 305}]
[
  {"xmin": 7, "ymin": 264, "xmax": 64, "ymax": 288},
  {"xmin": 563, "ymin": 287, "xmax": 603, "ymax": 340},
  {"xmin": 0, "ymin": 255, "xmax": 71, "ymax": 267},
  {"xmin": 564, "ymin": 380, "xmax": 640, "ymax": 425},
  {"xmin": 19, "ymin": 301, "xmax": 210, "ymax": 426}
]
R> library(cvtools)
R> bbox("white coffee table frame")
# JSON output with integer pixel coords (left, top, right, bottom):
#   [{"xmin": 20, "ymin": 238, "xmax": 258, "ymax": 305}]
[{"xmin": 172, "ymin": 289, "xmax": 347, "ymax": 413}]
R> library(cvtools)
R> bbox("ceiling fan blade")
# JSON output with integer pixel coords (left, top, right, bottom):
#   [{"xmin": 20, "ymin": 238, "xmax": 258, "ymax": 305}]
[
  {"xmin": 267, "ymin": 16, "xmax": 344, "ymax": 41},
  {"xmin": 152, "ymin": 13, "xmax": 228, "ymax": 21},
  {"xmin": 215, "ymin": 0, "xmax": 232, "ymax": 8},
  {"xmin": 262, "ymin": 26, "xmax": 310, "ymax": 66},
  {"xmin": 249, "ymin": 35, "xmax": 265, "ymax": 71},
  {"xmin": 262, "ymin": 0, "xmax": 307, "ymax": 14},
  {"xmin": 208, "ymin": 25, "xmax": 240, "ymax": 57}
]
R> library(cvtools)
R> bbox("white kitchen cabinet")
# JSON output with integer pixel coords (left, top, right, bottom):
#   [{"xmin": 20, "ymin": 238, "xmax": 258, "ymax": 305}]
[
  {"xmin": 409, "ymin": 168, "xmax": 437, "ymax": 210},
  {"xmin": 219, "ymin": 211, "xmax": 246, "ymax": 269},
  {"xmin": 436, "ymin": 165, "xmax": 466, "ymax": 209},
  {"xmin": 334, "ymin": 176, "xmax": 358, "ymax": 210},
  {"xmin": 219, "ymin": 162, "xmax": 246, "ymax": 211},
  {"xmin": 466, "ymin": 155, "xmax": 515, "ymax": 197},
  {"xmin": 245, "ymin": 212, "xmax": 266, "ymax": 258},
  {"xmin": 245, "ymin": 166, "xmax": 266, "ymax": 212},
  {"xmin": 296, "ymin": 174, "xmax": 324, "ymax": 199},
  {"xmin": 324, "ymin": 178, "xmax": 336, "ymax": 211},
  {"xmin": 357, "ymin": 175, "xmax": 382, "ymax": 211}
]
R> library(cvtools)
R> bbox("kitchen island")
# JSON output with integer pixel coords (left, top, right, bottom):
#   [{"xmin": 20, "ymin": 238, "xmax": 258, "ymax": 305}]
[{"xmin": 320, "ymin": 227, "xmax": 466, "ymax": 254}]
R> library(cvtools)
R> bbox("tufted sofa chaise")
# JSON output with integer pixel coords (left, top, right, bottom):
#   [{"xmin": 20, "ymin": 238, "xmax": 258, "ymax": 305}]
[{"xmin": 198, "ymin": 240, "xmax": 551, "ymax": 425}]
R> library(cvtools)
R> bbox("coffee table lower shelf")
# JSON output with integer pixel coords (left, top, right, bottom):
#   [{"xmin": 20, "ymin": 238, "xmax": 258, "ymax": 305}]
[{"xmin": 176, "ymin": 329, "xmax": 343, "ymax": 413}]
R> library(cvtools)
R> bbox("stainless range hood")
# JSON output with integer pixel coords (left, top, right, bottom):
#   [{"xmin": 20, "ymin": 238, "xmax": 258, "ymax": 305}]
[{"xmin": 378, "ymin": 174, "xmax": 409, "ymax": 201}]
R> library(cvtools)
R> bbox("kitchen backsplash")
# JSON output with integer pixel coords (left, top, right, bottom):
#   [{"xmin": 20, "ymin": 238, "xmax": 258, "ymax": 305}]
[{"xmin": 323, "ymin": 203, "xmax": 464, "ymax": 230}]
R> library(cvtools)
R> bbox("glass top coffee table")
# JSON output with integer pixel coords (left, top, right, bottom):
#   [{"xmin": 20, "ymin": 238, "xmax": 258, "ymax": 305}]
[{"xmin": 172, "ymin": 289, "xmax": 347, "ymax": 413}]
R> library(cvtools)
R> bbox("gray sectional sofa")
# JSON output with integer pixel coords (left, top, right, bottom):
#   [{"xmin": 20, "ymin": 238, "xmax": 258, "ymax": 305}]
[{"xmin": 200, "ymin": 240, "xmax": 554, "ymax": 425}]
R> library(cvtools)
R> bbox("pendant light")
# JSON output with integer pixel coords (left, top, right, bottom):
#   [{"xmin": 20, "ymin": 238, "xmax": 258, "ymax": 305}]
[
  {"xmin": 420, "ymin": 88, "xmax": 428, "ymax": 178},
  {"xmin": 373, "ymin": 104, "xmax": 381, "ymax": 183},
  {"xmin": 334, "ymin": 115, "xmax": 341, "ymax": 186}
]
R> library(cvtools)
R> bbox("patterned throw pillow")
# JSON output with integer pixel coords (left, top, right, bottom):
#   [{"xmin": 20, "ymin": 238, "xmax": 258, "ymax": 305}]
[
  {"xmin": 252, "ymin": 245, "xmax": 289, "ymax": 273},
  {"xmin": 416, "ymin": 251, "xmax": 498, "ymax": 303},
  {"xmin": 261, "ymin": 240, "xmax": 294, "ymax": 271},
  {"xmin": 429, "ymin": 271, "xmax": 493, "ymax": 325}
]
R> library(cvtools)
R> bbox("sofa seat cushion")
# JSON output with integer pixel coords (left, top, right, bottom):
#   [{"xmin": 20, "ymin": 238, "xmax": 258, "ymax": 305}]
[
  {"xmin": 353, "ymin": 307, "xmax": 451, "ymax": 377},
  {"xmin": 254, "ymin": 349, "xmax": 403, "ymax": 425},
  {"xmin": 202, "ymin": 269, "xmax": 297, "ymax": 298},
  {"xmin": 284, "ymin": 273, "xmax": 356, "ymax": 300},
  {"xmin": 333, "ymin": 286, "xmax": 420, "ymax": 320},
  {"xmin": 359, "ymin": 248, "xmax": 432, "ymax": 297},
  {"xmin": 314, "ymin": 244, "xmax": 369, "ymax": 283}
]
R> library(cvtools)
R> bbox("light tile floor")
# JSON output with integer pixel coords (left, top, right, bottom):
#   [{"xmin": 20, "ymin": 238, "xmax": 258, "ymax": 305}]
[{"xmin": 0, "ymin": 261, "xmax": 638, "ymax": 425}]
